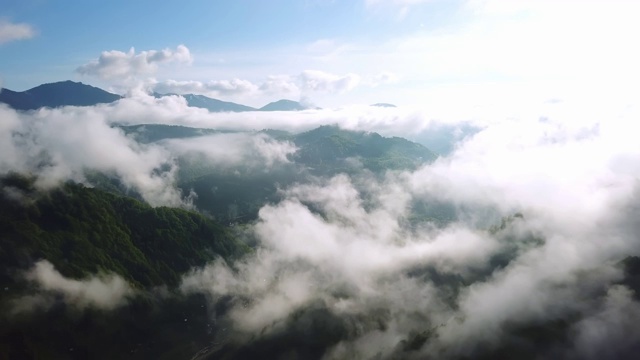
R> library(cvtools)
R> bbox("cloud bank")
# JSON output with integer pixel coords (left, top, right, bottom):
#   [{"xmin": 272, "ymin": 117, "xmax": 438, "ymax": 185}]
[
  {"xmin": 1, "ymin": 81, "xmax": 639, "ymax": 357},
  {"xmin": 177, "ymin": 94, "xmax": 640, "ymax": 358},
  {"xmin": 151, "ymin": 69, "xmax": 380, "ymax": 100},
  {"xmin": 0, "ymin": 100, "xmax": 305, "ymax": 207},
  {"xmin": 0, "ymin": 104, "xmax": 187, "ymax": 207}
]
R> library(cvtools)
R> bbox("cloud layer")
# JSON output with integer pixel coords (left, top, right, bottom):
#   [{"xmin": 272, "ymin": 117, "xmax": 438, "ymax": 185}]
[
  {"xmin": 177, "ymin": 94, "xmax": 640, "ymax": 357},
  {"xmin": 1, "ymin": 83, "xmax": 640, "ymax": 357},
  {"xmin": 0, "ymin": 99, "xmax": 304, "ymax": 207},
  {"xmin": 151, "ymin": 69, "xmax": 387, "ymax": 101}
]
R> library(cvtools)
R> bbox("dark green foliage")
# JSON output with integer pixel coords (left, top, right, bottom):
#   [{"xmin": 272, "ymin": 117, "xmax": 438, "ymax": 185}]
[
  {"xmin": 82, "ymin": 170, "xmax": 145, "ymax": 200},
  {"xmin": 108, "ymin": 124, "xmax": 439, "ymax": 223},
  {"xmin": 118, "ymin": 124, "xmax": 221, "ymax": 144},
  {"xmin": 182, "ymin": 168, "xmax": 292, "ymax": 223},
  {"xmin": 619, "ymin": 256, "xmax": 640, "ymax": 300},
  {"xmin": 188, "ymin": 125, "xmax": 437, "ymax": 221},
  {"xmin": 398, "ymin": 329, "xmax": 434, "ymax": 352},
  {"xmin": 0, "ymin": 174, "xmax": 251, "ymax": 359},
  {"xmin": 0, "ymin": 174, "xmax": 249, "ymax": 288},
  {"xmin": 411, "ymin": 123, "xmax": 481, "ymax": 156},
  {"xmin": 461, "ymin": 319, "xmax": 574, "ymax": 360},
  {"xmin": 0, "ymin": 292, "xmax": 219, "ymax": 360},
  {"xmin": 293, "ymin": 125, "xmax": 437, "ymax": 173},
  {"xmin": 405, "ymin": 198, "xmax": 459, "ymax": 227},
  {"xmin": 203, "ymin": 301, "xmax": 373, "ymax": 360}
]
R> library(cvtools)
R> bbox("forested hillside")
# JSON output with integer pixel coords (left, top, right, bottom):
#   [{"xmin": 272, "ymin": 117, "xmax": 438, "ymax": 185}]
[
  {"xmin": 118, "ymin": 124, "xmax": 438, "ymax": 222},
  {"xmin": 0, "ymin": 174, "xmax": 249, "ymax": 359},
  {"xmin": 0, "ymin": 81, "xmax": 122, "ymax": 110},
  {"xmin": 0, "ymin": 174, "xmax": 248, "ymax": 287}
]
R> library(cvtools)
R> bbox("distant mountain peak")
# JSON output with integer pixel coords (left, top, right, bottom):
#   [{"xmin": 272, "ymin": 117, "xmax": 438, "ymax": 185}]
[
  {"xmin": 1, "ymin": 81, "xmax": 326, "ymax": 113},
  {"xmin": 0, "ymin": 80, "xmax": 121, "ymax": 110},
  {"xmin": 259, "ymin": 99, "xmax": 319, "ymax": 111},
  {"xmin": 27, "ymin": 80, "xmax": 103, "ymax": 93},
  {"xmin": 154, "ymin": 92, "xmax": 256, "ymax": 112},
  {"xmin": 370, "ymin": 103, "xmax": 397, "ymax": 108}
]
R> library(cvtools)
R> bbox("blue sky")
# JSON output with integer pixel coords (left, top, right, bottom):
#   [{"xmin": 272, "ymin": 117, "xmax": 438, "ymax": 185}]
[{"xmin": 1, "ymin": 0, "xmax": 639, "ymax": 107}]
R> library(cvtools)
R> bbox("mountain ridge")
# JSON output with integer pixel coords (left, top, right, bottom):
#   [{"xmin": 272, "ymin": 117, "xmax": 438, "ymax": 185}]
[
  {"xmin": 259, "ymin": 99, "xmax": 318, "ymax": 111},
  {"xmin": 153, "ymin": 92, "xmax": 257, "ymax": 112},
  {"xmin": 1, "ymin": 80, "xmax": 322, "ymax": 112},
  {"xmin": 0, "ymin": 80, "xmax": 122, "ymax": 110}
]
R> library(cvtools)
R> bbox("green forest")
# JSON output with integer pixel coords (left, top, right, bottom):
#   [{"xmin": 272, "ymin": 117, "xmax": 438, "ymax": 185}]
[{"xmin": 0, "ymin": 174, "xmax": 249, "ymax": 359}]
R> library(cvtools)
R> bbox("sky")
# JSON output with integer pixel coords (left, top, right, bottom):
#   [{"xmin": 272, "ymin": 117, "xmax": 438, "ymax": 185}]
[{"xmin": 1, "ymin": 0, "xmax": 638, "ymax": 108}]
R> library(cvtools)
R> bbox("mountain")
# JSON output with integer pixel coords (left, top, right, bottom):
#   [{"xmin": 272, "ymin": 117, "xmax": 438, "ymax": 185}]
[
  {"xmin": 0, "ymin": 174, "xmax": 248, "ymax": 288},
  {"xmin": 118, "ymin": 124, "xmax": 221, "ymax": 144},
  {"xmin": 371, "ymin": 103, "xmax": 397, "ymax": 108},
  {"xmin": 119, "ymin": 124, "xmax": 438, "ymax": 222},
  {"xmin": 183, "ymin": 93, "xmax": 256, "ymax": 112},
  {"xmin": 106, "ymin": 123, "xmax": 438, "ymax": 222},
  {"xmin": 411, "ymin": 123, "xmax": 481, "ymax": 156},
  {"xmin": 259, "ymin": 99, "xmax": 314, "ymax": 111},
  {"xmin": 0, "ymin": 174, "xmax": 250, "ymax": 359},
  {"xmin": 1, "ymin": 81, "xmax": 318, "ymax": 113},
  {"xmin": 154, "ymin": 92, "xmax": 256, "ymax": 112},
  {"xmin": 0, "ymin": 80, "xmax": 122, "ymax": 110},
  {"xmin": 292, "ymin": 125, "xmax": 437, "ymax": 173}
]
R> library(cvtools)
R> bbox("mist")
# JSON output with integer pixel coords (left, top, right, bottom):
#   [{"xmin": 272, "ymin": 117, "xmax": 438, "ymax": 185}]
[
  {"xmin": 0, "ymin": 102, "xmax": 300, "ymax": 207},
  {"xmin": 176, "ymin": 96, "xmax": 640, "ymax": 358},
  {"xmin": 1, "ymin": 87, "xmax": 640, "ymax": 358},
  {"xmin": 11, "ymin": 260, "xmax": 134, "ymax": 314}
]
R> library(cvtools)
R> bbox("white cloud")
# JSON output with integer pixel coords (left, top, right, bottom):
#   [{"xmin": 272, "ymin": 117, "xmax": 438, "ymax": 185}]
[
  {"xmin": 173, "ymin": 90, "xmax": 640, "ymax": 357},
  {"xmin": 154, "ymin": 78, "xmax": 258, "ymax": 96},
  {"xmin": 3, "ymin": 1, "xmax": 640, "ymax": 355},
  {"xmin": 3, "ymin": 74, "xmax": 640, "ymax": 356},
  {"xmin": 571, "ymin": 285, "xmax": 640, "ymax": 359},
  {"xmin": 396, "ymin": 0, "xmax": 640, "ymax": 86},
  {"xmin": 204, "ymin": 78, "xmax": 258, "ymax": 95},
  {"xmin": 181, "ymin": 173, "xmax": 498, "ymax": 335},
  {"xmin": 298, "ymin": 70, "xmax": 361, "ymax": 93},
  {"xmin": 63, "ymin": 1, "xmax": 640, "ymax": 109},
  {"xmin": 259, "ymin": 75, "xmax": 299, "ymax": 95},
  {"xmin": 0, "ymin": 98, "xmax": 316, "ymax": 207},
  {"xmin": 76, "ymin": 45, "xmax": 192, "ymax": 80},
  {"xmin": 0, "ymin": 104, "xmax": 188, "ymax": 207},
  {"xmin": 152, "ymin": 70, "xmax": 366, "ymax": 100},
  {"xmin": 13, "ymin": 260, "xmax": 134, "ymax": 313},
  {"xmin": 162, "ymin": 133, "xmax": 297, "ymax": 168},
  {"xmin": 0, "ymin": 19, "xmax": 36, "ymax": 44}
]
